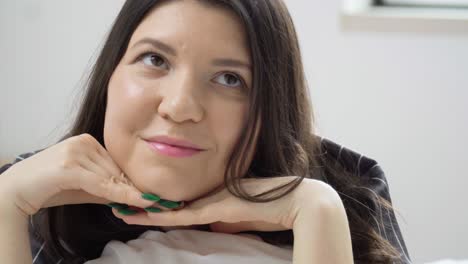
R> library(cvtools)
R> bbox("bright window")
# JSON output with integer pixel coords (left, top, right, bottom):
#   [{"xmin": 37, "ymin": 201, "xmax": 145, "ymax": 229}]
[{"xmin": 377, "ymin": 0, "xmax": 468, "ymax": 8}]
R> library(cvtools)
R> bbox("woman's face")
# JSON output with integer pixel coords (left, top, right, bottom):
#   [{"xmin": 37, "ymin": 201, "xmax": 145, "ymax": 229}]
[{"xmin": 104, "ymin": 0, "xmax": 252, "ymax": 202}]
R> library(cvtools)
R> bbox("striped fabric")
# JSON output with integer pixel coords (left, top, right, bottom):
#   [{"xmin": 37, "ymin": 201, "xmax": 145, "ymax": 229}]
[{"xmin": 0, "ymin": 138, "xmax": 412, "ymax": 264}]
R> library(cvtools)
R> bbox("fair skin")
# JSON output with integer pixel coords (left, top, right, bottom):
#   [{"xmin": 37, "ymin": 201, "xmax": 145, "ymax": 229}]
[
  {"xmin": 104, "ymin": 0, "xmax": 253, "ymax": 203},
  {"xmin": 0, "ymin": 1, "xmax": 353, "ymax": 263}
]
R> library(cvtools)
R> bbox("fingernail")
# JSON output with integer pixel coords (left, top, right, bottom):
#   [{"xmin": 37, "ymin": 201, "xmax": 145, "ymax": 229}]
[
  {"xmin": 107, "ymin": 203, "xmax": 129, "ymax": 210},
  {"xmin": 144, "ymin": 206, "xmax": 162, "ymax": 213},
  {"xmin": 158, "ymin": 199, "xmax": 180, "ymax": 209},
  {"xmin": 117, "ymin": 208, "xmax": 139, "ymax": 215},
  {"xmin": 141, "ymin": 193, "xmax": 161, "ymax": 202}
]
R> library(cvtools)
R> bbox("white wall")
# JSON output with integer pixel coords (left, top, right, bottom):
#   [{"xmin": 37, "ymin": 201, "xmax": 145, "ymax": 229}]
[
  {"xmin": 1, "ymin": 1, "xmax": 467, "ymax": 263},
  {"xmin": 0, "ymin": 0, "xmax": 126, "ymax": 157},
  {"xmin": 284, "ymin": 1, "xmax": 468, "ymax": 263}
]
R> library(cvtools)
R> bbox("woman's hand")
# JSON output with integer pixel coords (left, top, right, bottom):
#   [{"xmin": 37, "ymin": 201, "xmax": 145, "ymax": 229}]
[
  {"xmin": 0, "ymin": 133, "xmax": 154, "ymax": 218},
  {"xmin": 111, "ymin": 176, "xmax": 345, "ymax": 234}
]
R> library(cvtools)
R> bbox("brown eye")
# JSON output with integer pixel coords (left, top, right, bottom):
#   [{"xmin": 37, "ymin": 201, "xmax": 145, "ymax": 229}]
[
  {"xmin": 214, "ymin": 73, "xmax": 243, "ymax": 88},
  {"xmin": 141, "ymin": 53, "xmax": 168, "ymax": 69}
]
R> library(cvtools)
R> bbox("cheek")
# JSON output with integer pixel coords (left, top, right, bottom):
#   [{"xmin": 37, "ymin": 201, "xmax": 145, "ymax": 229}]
[
  {"xmin": 213, "ymin": 103, "xmax": 259, "ymax": 178},
  {"xmin": 211, "ymin": 101, "xmax": 248, "ymax": 161},
  {"xmin": 103, "ymin": 67, "xmax": 157, "ymax": 167},
  {"xmin": 105, "ymin": 68, "xmax": 155, "ymax": 133}
]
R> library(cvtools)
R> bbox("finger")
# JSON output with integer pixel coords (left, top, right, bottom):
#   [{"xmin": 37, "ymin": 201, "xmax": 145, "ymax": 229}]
[
  {"xmin": 83, "ymin": 135, "xmax": 123, "ymax": 178},
  {"xmin": 111, "ymin": 208, "xmax": 153, "ymax": 225},
  {"xmin": 77, "ymin": 156, "xmax": 142, "ymax": 206},
  {"xmin": 148, "ymin": 200, "xmax": 230, "ymax": 226},
  {"xmin": 112, "ymin": 208, "xmax": 190, "ymax": 226},
  {"xmin": 95, "ymin": 148, "xmax": 123, "ymax": 179},
  {"xmin": 77, "ymin": 134, "xmax": 150, "ymax": 206},
  {"xmin": 77, "ymin": 152, "xmax": 133, "ymax": 191},
  {"xmin": 112, "ymin": 201, "xmax": 216, "ymax": 226},
  {"xmin": 68, "ymin": 168, "xmax": 154, "ymax": 208},
  {"xmin": 88, "ymin": 151, "xmax": 121, "ymax": 181},
  {"xmin": 78, "ymin": 154, "xmax": 110, "ymax": 181},
  {"xmin": 140, "ymin": 191, "xmax": 251, "ymax": 226},
  {"xmin": 80, "ymin": 152, "xmax": 171, "ymax": 211}
]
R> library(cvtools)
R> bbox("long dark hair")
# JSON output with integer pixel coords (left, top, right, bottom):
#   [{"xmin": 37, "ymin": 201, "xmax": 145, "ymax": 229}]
[{"xmin": 33, "ymin": 0, "xmax": 404, "ymax": 263}]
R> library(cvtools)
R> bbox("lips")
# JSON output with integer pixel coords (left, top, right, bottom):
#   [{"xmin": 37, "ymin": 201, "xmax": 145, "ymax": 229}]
[
  {"xmin": 144, "ymin": 135, "xmax": 205, "ymax": 158},
  {"xmin": 146, "ymin": 141, "xmax": 203, "ymax": 157},
  {"xmin": 145, "ymin": 135, "xmax": 204, "ymax": 150}
]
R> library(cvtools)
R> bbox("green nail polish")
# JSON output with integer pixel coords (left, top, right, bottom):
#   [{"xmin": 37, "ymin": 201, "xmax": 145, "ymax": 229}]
[
  {"xmin": 117, "ymin": 208, "xmax": 138, "ymax": 215},
  {"xmin": 158, "ymin": 199, "xmax": 180, "ymax": 209},
  {"xmin": 107, "ymin": 203, "xmax": 129, "ymax": 210},
  {"xmin": 141, "ymin": 193, "xmax": 161, "ymax": 202},
  {"xmin": 144, "ymin": 207, "xmax": 162, "ymax": 213}
]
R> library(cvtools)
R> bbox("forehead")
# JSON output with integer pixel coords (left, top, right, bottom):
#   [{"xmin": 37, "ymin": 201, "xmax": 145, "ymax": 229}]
[{"xmin": 128, "ymin": 0, "xmax": 251, "ymax": 62}]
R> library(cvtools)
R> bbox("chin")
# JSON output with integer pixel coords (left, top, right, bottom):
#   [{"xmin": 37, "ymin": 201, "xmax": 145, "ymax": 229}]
[
  {"xmin": 131, "ymin": 168, "xmax": 221, "ymax": 202},
  {"xmin": 141, "ymin": 184, "xmax": 186, "ymax": 202}
]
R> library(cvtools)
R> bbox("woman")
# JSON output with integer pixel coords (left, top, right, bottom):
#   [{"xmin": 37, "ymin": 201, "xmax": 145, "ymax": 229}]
[{"xmin": 0, "ymin": 0, "xmax": 411, "ymax": 263}]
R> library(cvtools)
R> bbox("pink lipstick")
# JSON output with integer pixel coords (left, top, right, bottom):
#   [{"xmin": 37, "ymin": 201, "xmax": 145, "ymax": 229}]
[
  {"xmin": 146, "ymin": 141, "xmax": 202, "ymax": 157},
  {"xmin": 144, "ymin": 135, "xmax": 205, "ymax": 158}
]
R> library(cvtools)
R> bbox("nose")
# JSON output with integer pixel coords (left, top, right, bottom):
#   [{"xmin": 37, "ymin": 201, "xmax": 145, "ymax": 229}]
[{"xmin": 157, "ymin": 71, "xmax": 204, "ymax": 123}]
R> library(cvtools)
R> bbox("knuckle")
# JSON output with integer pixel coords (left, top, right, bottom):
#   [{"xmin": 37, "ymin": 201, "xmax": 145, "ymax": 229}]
[
  {"xmin": 99, "ymin": 178, "xmax": 115, "ymax": 199},
  {"xmin": 59, "ymin": 154, "xmax": 78, "ymax": 170},
  {"xmin": 59, "ymin": 142, "xmax": 79, "ymax": 167},
  {"xmin": 97, "ymin": 174, "xmax": 134, "ymax": 205},
  {"xmin": 121, "ymin": 187, "xmax": 133, "ymax": 203},
  {"xmin": 77, "ymin": 133, "xmax": 97, "ymax": 147},
  {"xmin": 59, "ymin": 143, "xmax": 79, "ymax": 168},
  {"xmin": 108, "ymin": 181, "xmax": 132, "ymax": 204},
  {"xmin": 62, "ymin": 140, "xmax": 76, "ymax": 155}
]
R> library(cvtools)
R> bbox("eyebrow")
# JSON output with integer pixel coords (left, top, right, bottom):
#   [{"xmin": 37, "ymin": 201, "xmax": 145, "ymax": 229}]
[
  {"xmin": 131, "ymin": 37, "xmax": 251, "ymax": 70},
  {"xmin": 132, "ymin": 38, "xmax": 177, "ymax": 56},
  {"xmin": 212, "ymin": 58, "xmax": 251, "ymax": 71}
]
